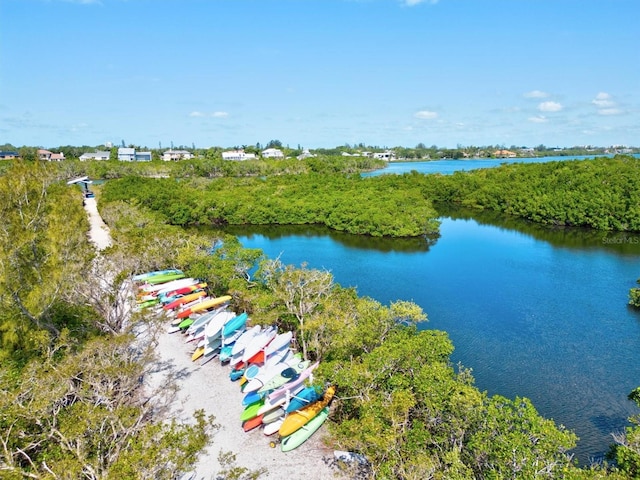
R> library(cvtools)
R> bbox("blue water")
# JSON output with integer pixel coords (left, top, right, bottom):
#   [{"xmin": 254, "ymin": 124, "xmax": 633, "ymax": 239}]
[
  {"xmin": 233, "ymin": 217, "xmax": 640, "ymax": 463},
  {"xmin": 362, "ymin": 155, "xmax": 622, "ymax": 177}
]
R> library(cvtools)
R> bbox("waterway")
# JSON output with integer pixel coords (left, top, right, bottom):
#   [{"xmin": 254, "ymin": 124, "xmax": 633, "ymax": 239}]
[
  {"xmin": 227, "ymin": 157, "xmax": 640, "ymax": 463},
  {"xmin": 362, "ymin": 154, "xmax": 621, "ymax": 177}
]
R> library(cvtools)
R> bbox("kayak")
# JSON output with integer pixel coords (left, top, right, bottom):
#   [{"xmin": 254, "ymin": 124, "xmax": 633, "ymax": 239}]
[
  {"xmin": 241, "ymin": 326, "xmax": 277, "ymax": 363},
  {"xmin": 257, "ymin": 384, "xmax": 305, "ymax": 416},
  {"xmin": 278, "ymin": 386, "xmax": 336, "ymax": 437},
  {"xmin": 257, "ymin": 360, "xmax": 310, "ymax": 394},
  {"xmin": 263, "ymin": 418, "xmax": 284, "ymax": 436},
  {"xmin": 163, "ymin": 290, "xmax": 207, "ymax": 310},
  {"xmin": 240, "ymin": 398, "xmax": 265, "ymax": 422},
  {"xmin": 159, "ymin": 283, "xmax": 207, "ymax": 303},
  {"xmin": 176, "ymin": 295, "xmax": 232, "ymax": 319},
  {"xmin": 133, "ymin": 269, "xmax": 183, "ymax": 282},
  {"xmin": 286, "ymin": 386, "xmax": 321, "ymax": 413},
  {"xmin": 242, "ymin": 414, "xmax": 264, "ymax": 432},
  {"xmin": 143, "ymin": 272, "xmax": 186, "ymax": 285},
  {"xmin": 268, "ymin": 362, "xmax": 320, "ymax": 403},
  {"xmin": 139, "ymin": 277, "xmax": 198, "ymax": 294},
  {"xmin": 231, "ymin": 325, "xmax": 262, "ymax": 356},
  {"xmin": 281, "ymin": 407, "xmax": 329, "ymax": 452},
  {"xmin": 222, "ymin": 312, "xmax": 248, "ymax": 338}
]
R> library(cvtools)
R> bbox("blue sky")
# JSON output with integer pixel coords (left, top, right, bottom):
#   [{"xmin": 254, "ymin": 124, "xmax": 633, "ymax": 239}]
[{"xmin": 1, "ymin": 0, "xmax": 638, "ymax": 150}]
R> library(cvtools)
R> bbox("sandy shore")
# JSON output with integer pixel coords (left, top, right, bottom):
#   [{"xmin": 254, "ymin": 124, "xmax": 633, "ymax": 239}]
[
  {"xmin": 149, "ymin": 326, "xmax": 341, "ymax": 480},
  {"xmin": 84, "ymin": 197, "xmax": 344, "ymax": 479}
]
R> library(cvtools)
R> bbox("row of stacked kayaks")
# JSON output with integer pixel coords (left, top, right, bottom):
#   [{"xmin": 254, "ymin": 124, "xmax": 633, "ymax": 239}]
[{"xmin": 133, "ymin": 269, "xmax": 335, "ymax": 452}]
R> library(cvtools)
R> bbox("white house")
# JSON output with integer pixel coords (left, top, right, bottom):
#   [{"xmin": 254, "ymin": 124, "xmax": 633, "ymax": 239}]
[
  {"xmin": 79, "ymin": 151, "xmax": 111, "ymax": 161},
  {"xmin": 222, "ymin": 149, "xmax": 257, "ymax": 161},
  {"xmin": 297, "ymin": 149, "xmax": 315, "ymax": 160},
  {"xmin": 261, "ymin": 148, "xmax": 284, "ymax": 159},
  {"xmin": 118, "ymin": 147, "xmax": 152, "ymax": 161},
  {"xmin": 118, "ymin": 147, "xmax": 136, "ymax": 161},
  {"xmin": 373, "ymin": 150, "xmax": 395, "ymax": 161},
  {"xmin": 163, "ymin": 149, "xmax": 194, "ymax": 161}
]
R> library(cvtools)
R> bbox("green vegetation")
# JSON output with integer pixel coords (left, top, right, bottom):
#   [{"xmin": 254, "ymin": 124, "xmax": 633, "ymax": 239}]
[
  {"xmin": 3, "ymin": 157, "xmax": 640, "ymax": 479},
  {"xmin": 420, "ymin": 155, "xmax": 640, "ymax": 231},
  {"xmin": 630, "ymin": 281, "xmax": 640, "ymax": 308},
  {"xmin": 100, "ymin": 173, "xmax": 440, "ymax": 238}
]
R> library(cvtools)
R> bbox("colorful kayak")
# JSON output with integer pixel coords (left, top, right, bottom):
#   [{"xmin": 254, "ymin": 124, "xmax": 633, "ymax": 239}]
[
  {"xmin": 143, "ymin": 272, "xmax": 186, "ymax": 285},
  {"xmin": 204, "ymin": 311, "xmax": 237, "ymax": 342},
  {"xmin": 159, "ymin": 283, "xmax": 207, "ymax": 303},
  {"xmin": 163, "ymin": 290, "xmax": 207, "ymax": 310},
  {"xmin": 257, "ymin": 360, "xmax": 310, "ymax": 394},
  {"xmin": 281, "ymin": 407, "xmax": 329, "ymax": 452},
  {"xmin": 231, "ymin": 325, "xmax": 262, "ymax": 356},
  {"xmin": 185, "ymin": 307, "xmax": 228, "ymax": 337},
  {"xmin": 140, "ymin": 277, "xmax": 198, "ymax": 294},
  {"xmin": 241, "ymin": 326, "xmax": 277, "ymax": 363},
  {"xmin": 242, "ymin": 351, "xmax": 298, "ymax": 388},
  {"xmin": 176, "ymin": 295, "xmax": 232, "ymax": 319},
  {"xmin": 133, "ymin": 269, "xmax": 183, "ymax": 282},
  {"xmin": 286, "ymin": 386, "xmax": 321, "ymax": 413},
  {"xmin": 279, "ymin": 386, "xmax": 335, "ymax": 437},
  {"xmin": 240, "ymin": 398, "xmax": 265, "ymax": 422},
  {"xmin": 242, "ymin": 414, "xmax": 264, "ymax": 432},
  {"xmin": 263, "ymin": 418, "xmax": 284, "ymax": 436},
  {"xmin": 257, "ymin": 384, "xmax": 305, "ymax": 416},
  {"xmin": 222, "ymin": 312, "xmax": 248, "ymax": 338},
  {"xmin": 268, "ymin": 361, "xmax": 320, "ymax": 403},
  {"xmin": 242, "ymin": 390, "xmax": 264, "ymax": 406},
  {"xmin": 262, "ymin": 407, "xmax": 285, "ymax": 424},
  {"xmin": 229, "ymin": 367, "xmax": 245, "ymax": 381},
  {"xmin": 191, "ymin": 346, "xmax": 205, "ymax": 361}
]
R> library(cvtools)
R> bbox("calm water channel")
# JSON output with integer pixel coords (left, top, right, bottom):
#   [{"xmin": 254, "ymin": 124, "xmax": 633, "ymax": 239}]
[{"xmin": 230, "ymin": 157, "xmax": 640, "ymax": 463}]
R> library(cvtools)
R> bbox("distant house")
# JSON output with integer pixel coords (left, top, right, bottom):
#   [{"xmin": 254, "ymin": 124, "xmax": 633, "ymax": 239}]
[
  {"xmin": 118, "ymin": 147, "xmax": 152, "ymax": 161},
  {"xmin": 79, "ymin": 151, "xmax": 111, "ymax": 161},
  {"xmin": 493, "ymin": 149, "xmax": 517, "ymax": 158},
  {"xmin": 0, "ymin": 151, "xmax": 19, "ymax": 160},
  {"xmin": 296, "ymin": 149, "xmax": 315, "ymax": 160},
  {"xmin": 118, "ymin": 147, "xmax": 136, "ymax": 161},
  {"xmin": 163, "ymin": 149, "xmax": 194, "ymax": 161},
  {"xmin": 222, "ymin": 149, "xmax": 257, "ymax": 161},
  {"xmin": 135, "ymin": 151, "xmax": 152, "ymax": 161},
  {"xmin": 38, "ymin": 149, "xmax": 65, "ymax": 161},
  {"xmin": 373, "ymin": 150, "xmax": 395, "ymax": 161},
  {"xmin": 261, "ymin": 148, "xmax": 284, "ymax": 159}
]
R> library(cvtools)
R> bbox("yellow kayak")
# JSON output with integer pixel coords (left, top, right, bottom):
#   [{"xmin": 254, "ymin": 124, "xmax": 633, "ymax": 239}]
[{"xmin": 279, "ymin": 385, "xmax": 335, "ymax": 437}]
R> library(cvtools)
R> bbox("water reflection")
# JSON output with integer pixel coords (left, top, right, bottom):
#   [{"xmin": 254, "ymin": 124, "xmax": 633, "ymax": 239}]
[
  {"xmin": 435, "ymin": 204, "xmax": 640, "ymax": 256},
  {"xmin": 223, "ymin": 223, "xmax": 439, "ymax": 253}
]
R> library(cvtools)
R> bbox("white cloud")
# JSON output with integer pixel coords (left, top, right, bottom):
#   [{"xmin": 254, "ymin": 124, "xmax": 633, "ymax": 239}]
[
  {"xmin": 524, "ymin": 90, "xmax": 549, "ymax": 99},
  {"xmin": 538, "ymin": 101, "xmax": 562, "ymax": 112},
  {"xmin": 592, "ymin": 92, "xmax": 614, "ymax": 108},
  {"xmin": 60, "ymin": 0, "xmax": 102, "ymax": 4},
  {"xmin": 400, "ymin": 0, "xmax": 439, "ymax": 6},
  {"xmin": 528, "ymin": 115, "xmax": 548, "ymax": 123},
  {"xmin": 414, "ymin": 110, "xmax": 438, "ymax": 119},
  {"xmin": 190, "ymin": 111, "xmax": 229, "ymax": 118},
  {"xmin": 598, "ymin": 108, "xmax": 623, "ymax": 116}
]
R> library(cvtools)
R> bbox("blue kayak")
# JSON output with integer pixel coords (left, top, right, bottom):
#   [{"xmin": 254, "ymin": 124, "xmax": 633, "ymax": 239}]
[{"xmin": 286, "ymin": 386, "xmax": 321, "ymax": 413}]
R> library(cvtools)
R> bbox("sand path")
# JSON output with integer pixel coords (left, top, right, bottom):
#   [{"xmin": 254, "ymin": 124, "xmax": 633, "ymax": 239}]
[{"xmin": 83, "ymin": 197, "xmax": 343, "ymax": 480}]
